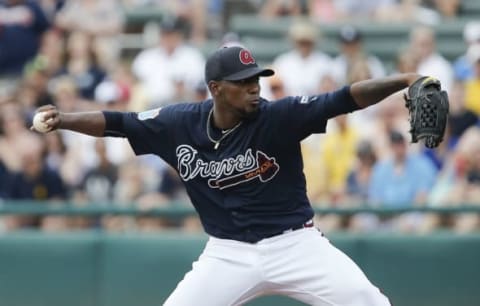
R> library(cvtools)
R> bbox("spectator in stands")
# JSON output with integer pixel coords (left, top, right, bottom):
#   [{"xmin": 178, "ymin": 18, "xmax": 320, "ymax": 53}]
[
  {"xmin": 193, "ymin": 80, "xmax": 209, "ymax": 102},
  {"xmin": 101, "ymin": 158, "xmax": 152, "ymax": 232},
  {"xmin": 17, "ymin": 69, "xmax": 55, "ymax": 118},
  {"xmin": 429, "ymin": 0, "xmax": 461, "ymax": 20},
  {"xmin": 312, "ymin": 114, "xmax": 360, "ymax": 232},
  {"xmin": 331, "ymin": 25, "xmax": 385, "ymax": 86},
  {"xmin": 38, "ymin": 0, "xmax": 65, "ymax": 21},
  {"xmin": 0, "ymin": 103, "xmax": 34, "ymax": 173},
  {"xmin": 55, "ymin": 31, "xmax": 107, "ymax": 100},
  {"xmin": 260, "ymin": 0, "xmax": 307, "ymax": 19},
  {"xmin": 464, "ymin": 43, "xmax": 480, "ymax": 116},
  {"xmin": 428, "ymin": 127, "xmax": 480, "ymax": 233},
  {"xmin": 50, "ymin": 76, "xmax": 94, "ymax": 113},
  {"xmin": 43, "ymin": 130, "xmax": 67, "ymax": 174},
  {"xmin": 394, "ymin": 49, "xmax": 419, "ymax": 74},
  {"xmin": 333, "ymin": 0, "xmax": 397, "ymax": 21},
  {"xmin": 267, "ymin": 74, "xmax": 287, "ymax": 100},
  {"xmin": 419, "ymin": 80, "xmax": 473, "ymax": 175},
  {"xmin": 49, "ymin": 77, "xmax": 99, "ymax": 186},
  {"xmin": 308, "ymin": 0, "xmax": 341, "ymax": 23},
  {"xmin": 272, "ymin": 20, "xmax": 332, "ymax": 96},
  {"xmin": 131, "ymin": 15, "xmax": 205, "ymax": 108},
  {"xmin": 409, "ymin": 25, "xmax": 453, "ymax": 92},
  {"xmin": 0, "ymin": 0, "xmax": 50, "ymax": 76},
  {"xmin": 27, "ymin": 29, "xmax": 65, "ymax": 77},
  {"xmin": 162, "ymin": 0, "xmax": 209, "ymax": 44},
  {"xmin": 453, "ymin": 21, "xmax": 480, "ymax": 81},
  {"xmin": 448, "ymin": 81, "xmax": 478, "ymax": 147},
  {"xmin": 369, "ymin": 130, "xmax": 437, "ymax": 208},
  {"xmin": 343, "ymin": 56, "xmax": 388, "ymax": 142},
  {"xmin": 55, "ymin": 0, "xmax": 124, "ymax": 69},
  {"xmin": 77, "ymin": 138, "xmax": 118, "ymax": 204},
  {"xmin": 320, "ymin": 114, "xmax": 359, "ymax": 204},
  {"xmin": 220, "ymin": 31, "xmax": 244, "ymax": 48},
  {"xmin": 352, "ymin": 130, "xmax": 437, "ymax": 232},
  {"xmin": 92, "ymin": 61, "xmax": 135, "ymax": 112},
  {"xmin": 3, "ymin": 134, "xmax": 68, "ymax": 231},
  {"xmin": 301, "ymin": 74, "xmax": 339, "ymax": 204},
  {"xmin": 7, "ymin": 136, "xmax": 65, "ymax": 203},
  {"xmin": 375, "ymin": 0, "xmax": 451, "ymax": 24},
  {"xmin": 345, "ymin": 139, "xmax": 377, "ymax": 204}
]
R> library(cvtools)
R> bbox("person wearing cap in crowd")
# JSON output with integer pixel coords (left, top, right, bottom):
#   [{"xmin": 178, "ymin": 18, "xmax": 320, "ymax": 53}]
[
  {"xmin": 331, "ymin": 25, "xmax": 385, "ymax": 86},
  {"xmin": 369, "ymin": 130, "xmax": 437, "ymax": 209},
  {"xmin": 131, "ymin": 15, "xmax": 205, "ymax": 108},
  {"xmin": 33, "ymin": 45, "xmax": 434, "ymax": 305},
  {"xmin": 346, "ymin": 139, "xmax": 377, "ymax": 204},
  {"xmin": 364, "ymin": 130, "xmax": 437, "ymax": 233},
  {"xmin": 464, "ymin": 43, "xmax": 480, "ymax": 116},
  {"xmin": 453, "ymin": 21, "xmax": 480, "ymax": 81},
  {"xmin": 272, "ymin": 19, "xmax": 332, "ymax": 96},
  {"xmin": 408, "ymin": 25, "xmax": 453, "ymax": 92}
]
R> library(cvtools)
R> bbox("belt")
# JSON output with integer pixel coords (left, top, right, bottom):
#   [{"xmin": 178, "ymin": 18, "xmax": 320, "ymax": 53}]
[{"xmin": 267, "ymin": 219, "xmax": 314, "ymax": 238}]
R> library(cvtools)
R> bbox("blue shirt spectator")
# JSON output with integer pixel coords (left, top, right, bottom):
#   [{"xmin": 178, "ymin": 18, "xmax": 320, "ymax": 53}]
[
  {"xmin": 6, "ymin": 166, "xmax": 66, "ymax": 200},
  {"xmin": 368, "ymin": 131, "xmax": 437, "ymax": 208},
  {"xmin": 453, "ymin": 55, "xmax": 474, "ymax": 81},
  {"xmin": 0, "ymin": 0, "xmax": 50, "ymax": 76}
]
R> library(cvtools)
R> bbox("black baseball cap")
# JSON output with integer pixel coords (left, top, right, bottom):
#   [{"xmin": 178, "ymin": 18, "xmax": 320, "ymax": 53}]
[
  {"xmin": 160, "ymin": 15, "xmax": 186, "ymax": 33},
  {"xmin": 205, "ymin": 46, "xmax": 274, "ymax": 83}
]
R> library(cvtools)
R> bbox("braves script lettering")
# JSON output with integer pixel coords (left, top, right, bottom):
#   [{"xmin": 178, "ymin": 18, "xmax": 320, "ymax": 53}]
[{"xmin": 176, "ymin": 144, "xmax": 279, "ymax": 189}]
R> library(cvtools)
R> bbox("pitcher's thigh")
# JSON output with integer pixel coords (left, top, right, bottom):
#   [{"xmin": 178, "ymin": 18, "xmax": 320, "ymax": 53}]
[
  {"xmin": 163, "ymin": 255, "xmax": 261, "ymax": 306},
  {"xmin": 272, "ymin": 231, "xmax": 391, "ymax": 306},
  {"xmin": 316, "ymin": 241, "xmax": 390, "ymax": 306}
]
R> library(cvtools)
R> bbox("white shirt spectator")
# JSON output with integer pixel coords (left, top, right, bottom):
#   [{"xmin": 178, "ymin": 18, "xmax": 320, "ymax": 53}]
[
  {"xmin": 330, "ymin": 25, "xmax": 385, "ymax": 86},
  {"xmin": 417, "ymin": 53, "xmax": 454, "ymax": 92},
  {"xmin": 132, "ymin": 44, "xmax": 205, "ymax": 107},
  {"xmin": 273, "ymin": 50, "xmax": 332, "ymax": 96},
  {"xmin": 409, "ymin": 25, "xmax": 454, "ymax": 92}
]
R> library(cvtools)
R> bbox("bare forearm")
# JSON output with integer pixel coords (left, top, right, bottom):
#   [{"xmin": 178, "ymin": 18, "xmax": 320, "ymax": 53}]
[
  {"xmin": 32, "ymin": 105, "xmax": 108, "ymax": 137},
  {"xmin": 59, "ymin": 112, "xmax": 106, "ymax": 137},
  {"xmin": 350, "ymin": 73, "xmax": 421, "ymax": 108}
]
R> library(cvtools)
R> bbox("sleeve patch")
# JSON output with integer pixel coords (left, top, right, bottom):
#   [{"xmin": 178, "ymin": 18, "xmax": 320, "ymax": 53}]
[
  {"xmin": 299, "ymin": 96, "xmax": 317, "ymax": 104},
  {"xmin": 138, "ymin": 108, "xmax": 162, "ymax": 120}
]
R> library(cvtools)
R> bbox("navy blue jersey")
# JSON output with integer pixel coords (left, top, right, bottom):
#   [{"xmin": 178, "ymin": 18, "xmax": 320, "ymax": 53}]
[{"xmin": 104, "ymin": 86, "xmax": 359, "ymax": 242}]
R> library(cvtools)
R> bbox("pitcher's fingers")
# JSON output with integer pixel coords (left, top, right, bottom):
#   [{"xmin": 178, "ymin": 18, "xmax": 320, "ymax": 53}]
[
  {"xmin": 35, "ymin": 104, "xmax": 56, "ymax": 113},
  {"xmin": 42, "ymin": 109, "xmax": 59, "ymax": 121}
]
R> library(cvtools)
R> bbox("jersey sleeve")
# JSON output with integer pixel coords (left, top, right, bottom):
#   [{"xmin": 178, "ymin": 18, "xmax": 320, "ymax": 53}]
[
  {"xmin": 270, "ymin": 86, "xmax": 359, "ymax": 141},
  {"xmin": 105, "ymin": 106, "xmax": 176, "ymax": 163}
]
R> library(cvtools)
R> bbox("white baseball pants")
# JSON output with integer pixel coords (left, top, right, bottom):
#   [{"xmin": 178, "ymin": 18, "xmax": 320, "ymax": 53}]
[{"xmin": 163, "ymin": 227, "xmax": 391, "ymax": 306}]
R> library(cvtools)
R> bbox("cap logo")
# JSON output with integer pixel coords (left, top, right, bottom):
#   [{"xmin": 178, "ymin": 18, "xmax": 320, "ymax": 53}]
[{"xmin": 239, "ymin": 49, "xmax": 255, "ymax": 65}]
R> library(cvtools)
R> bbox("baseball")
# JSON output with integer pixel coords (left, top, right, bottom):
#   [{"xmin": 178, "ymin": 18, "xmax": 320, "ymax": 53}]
[{"xmin": 32, "ymin": 112, "xmax": 52, "ymax": 133}]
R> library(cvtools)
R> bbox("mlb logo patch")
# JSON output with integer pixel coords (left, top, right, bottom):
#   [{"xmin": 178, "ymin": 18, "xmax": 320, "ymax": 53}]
[{"xmin": 138, "ymin": 108, "xmax": 162, "ymax": 120}]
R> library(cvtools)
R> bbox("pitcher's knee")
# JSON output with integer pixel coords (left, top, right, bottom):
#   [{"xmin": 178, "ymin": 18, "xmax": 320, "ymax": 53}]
[{"xmin": 349, "ymin": 284, "xmax": 391, "ymax": 306}]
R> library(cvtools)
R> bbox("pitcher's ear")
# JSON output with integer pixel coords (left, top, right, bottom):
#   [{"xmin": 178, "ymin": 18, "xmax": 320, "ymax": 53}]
[{"xmin": 208, "ymin": 81, "xmax": 220, "ymax": 96}]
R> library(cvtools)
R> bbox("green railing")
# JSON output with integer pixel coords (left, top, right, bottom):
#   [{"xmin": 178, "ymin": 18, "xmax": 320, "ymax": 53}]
[{"xmin": 1, "ymin": 201, "xmax": 479, "ymax": 216}]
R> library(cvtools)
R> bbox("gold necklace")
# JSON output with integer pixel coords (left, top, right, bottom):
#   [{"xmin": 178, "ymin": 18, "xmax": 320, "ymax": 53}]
[{"xmin": 206, "ymin": 108, "xmax": 242, "ymax": 150}]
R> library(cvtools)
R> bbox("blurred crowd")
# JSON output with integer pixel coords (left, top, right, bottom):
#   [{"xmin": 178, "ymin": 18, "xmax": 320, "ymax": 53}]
[{"xmin": 0, "ymin": 0, "xmax": 479, "ymax": 234}]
